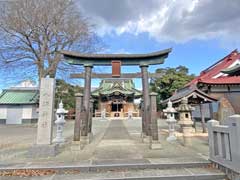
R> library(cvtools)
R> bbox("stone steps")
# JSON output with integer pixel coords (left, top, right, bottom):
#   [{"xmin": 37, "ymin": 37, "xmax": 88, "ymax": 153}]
[
  {"xmin": 0, "ymin": 161, "xmax": 211, "ymax": 172},
  {"xmin": 47, "ymin": 167, "xmax": 226, "ymax": 180},
  {"xmin": 0, "ymin": 161, "xmax": 227, "ymax": 180}
]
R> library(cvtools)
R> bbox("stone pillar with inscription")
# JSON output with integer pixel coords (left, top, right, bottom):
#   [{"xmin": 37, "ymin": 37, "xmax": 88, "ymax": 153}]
[
  {"xmin": 28, "ymin": 78, "xmax": 57, "ymax": 157},
  {"xmin": 37, "ymin": 78, "xmax": 55, "ymax": 145}
]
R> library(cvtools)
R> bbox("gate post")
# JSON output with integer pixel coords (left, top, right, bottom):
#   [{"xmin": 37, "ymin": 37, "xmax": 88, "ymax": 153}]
[
  {"xmin": 150, "ymin": 92, "xmax": 158, "ymax": 141},
  {"xmin": 88, "ymin": 98, "xmax": 94, "ymax": 142},
  {"xmin": 140, "ymin": 99, "xmax": 145, "ymax": 134},
  {"xmin": 149, "ymin": 92, "xmax": 162, "ymax": 149},
  {"xmin": 140, "ymin": 64, "xmax": 150, "ymax": 137},
  {"xmin": 73, "ymin": 93, "xmax": 83, "ymax": 141},
  {"xmin": 81, "ymin": 64, "xmax": 92, "ymax": 144}
]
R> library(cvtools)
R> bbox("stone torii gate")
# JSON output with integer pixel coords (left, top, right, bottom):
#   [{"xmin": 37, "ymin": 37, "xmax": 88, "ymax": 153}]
[{"xmin": 61, "ymin": 49, "xmax": 171, "ymax": 143}]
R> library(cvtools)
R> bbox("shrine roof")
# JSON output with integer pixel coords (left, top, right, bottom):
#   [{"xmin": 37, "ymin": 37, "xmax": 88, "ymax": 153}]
[
  {"xmin": 198, "ymin": 76, "xmax": 240, "ymax": 85},
  {"xmin": 161, "ymin": 85, "xmax": 217, "ymax": 105},
  {"xmin": 221, "ymin": 64, "xmax": 240, "ymax": 75},
  {"xmin": 187, "ymin": 49, "xmax": 240, "ymax": 86},
  {"xmin": 61, "ymin": 48, "xmax": 172, "ymax": 66},
  {"xmin": 0, "ymin": 88, "xmax": 39, "ymax": 105},
  {"xmin": 92, "ymin": 79, "xmax": 141, "ymax": 97}
]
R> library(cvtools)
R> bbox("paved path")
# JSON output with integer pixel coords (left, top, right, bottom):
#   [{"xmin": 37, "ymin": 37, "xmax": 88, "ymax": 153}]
[
  {"xmin": 92, "ymin": 120, "xmax": 143, "ymax": 163},
  {"xmin": 0, "ymin": 119, "xmax": 209, "ymax": 165},
  {"xmin": 102, "ymin": 120, "xmax": 131, "ymax": 140},
  {"xmin": 0, "ymin": 119, "xmax": 216, "ymax": 179}
]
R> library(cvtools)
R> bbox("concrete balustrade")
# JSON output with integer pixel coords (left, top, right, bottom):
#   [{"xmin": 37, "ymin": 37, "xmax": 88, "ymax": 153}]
[{"xmin": 208, "ymin": 115, "xmax": 240, "ymax": 179}]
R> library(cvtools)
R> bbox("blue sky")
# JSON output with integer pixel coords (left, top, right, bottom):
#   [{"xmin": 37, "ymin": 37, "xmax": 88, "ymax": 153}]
[
  {"xmin": 91, "ymin": 32, "xmax": 234, "ymax": 89},
  {"xmin": 1, "ymin": 0, "xmax": 240, "ymax": 90},
  {"xmin": 101, "ymin": 31, "xmax": 231, "ymax": 75}
]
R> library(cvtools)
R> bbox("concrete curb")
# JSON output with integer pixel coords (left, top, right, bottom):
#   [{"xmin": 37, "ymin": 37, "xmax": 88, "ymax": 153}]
[
  {"xmin": 0, "ymin": 161, "xmax": 211, "ymax": 173},
  {"xmin": 84, "ymin": 174, "xmax": 226, "ymax": 180}
]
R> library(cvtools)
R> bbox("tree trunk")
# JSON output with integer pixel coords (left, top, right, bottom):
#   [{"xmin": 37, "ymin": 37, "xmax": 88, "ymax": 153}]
[
  {"xmin": 38, "ymin": 66, "xmax": 45, "ymax": 87},
  {"xmin": 49, "ymin": 71, "xmax": 56, "ymax": 78}
]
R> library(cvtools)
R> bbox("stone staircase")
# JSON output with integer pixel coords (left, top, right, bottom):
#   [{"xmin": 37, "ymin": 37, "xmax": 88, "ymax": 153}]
[
  {"xmin": 53, "ymin": 162, "xmax": 226, "ymax": 180},
  {"xmin": 0, "ymin": 161, "xmax": 227, "ymax": 179}
]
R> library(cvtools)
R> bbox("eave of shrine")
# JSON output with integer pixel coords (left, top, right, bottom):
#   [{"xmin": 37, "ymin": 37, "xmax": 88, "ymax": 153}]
[
  {"xmin": 61, "ymin": 48, "xmax": 172, "ymax": 66},
  {"xmin": 161, "ymin": 85, "xmax": 218, "ymax": 106},
  {"xmin": 221, "ymin": 64, "xmax": 240, "ymax": 75},
  {"xmin": 92, "ymin": 79, "xmax": 142, "ymax": 98}
]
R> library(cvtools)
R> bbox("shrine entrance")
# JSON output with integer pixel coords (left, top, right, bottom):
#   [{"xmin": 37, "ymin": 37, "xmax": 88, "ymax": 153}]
[
  {"xmin": 61, "ymin": 48, "xmax": 171, "ymax": 144},
  {"xmin": 111, "ymin": 102, "xmax": 122, "ymax": 113}
]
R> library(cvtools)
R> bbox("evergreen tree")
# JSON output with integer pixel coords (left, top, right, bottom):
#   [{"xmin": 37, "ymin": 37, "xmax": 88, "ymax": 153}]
[
  {"xmin": 150, "ymin": 66, "xmax": 195, "ymax": 109},
  {"xmin": 55, "ymin": 79, "xmax": 83, "ymax": 110}
]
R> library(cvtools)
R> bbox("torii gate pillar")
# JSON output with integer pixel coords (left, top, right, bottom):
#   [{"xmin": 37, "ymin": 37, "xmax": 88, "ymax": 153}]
[
  {"xmin": 81, "ymin": 64, "xmax": 93, "ymax": 140},
  {"xmin": 140, "ymin": 64, "xmax": 151, "ymax": 136}
]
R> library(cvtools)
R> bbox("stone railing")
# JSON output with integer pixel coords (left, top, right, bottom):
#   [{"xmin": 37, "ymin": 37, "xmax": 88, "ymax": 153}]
[{"xmin": 207, "ymin": 115, "xmax": 240, "ymax": 179}]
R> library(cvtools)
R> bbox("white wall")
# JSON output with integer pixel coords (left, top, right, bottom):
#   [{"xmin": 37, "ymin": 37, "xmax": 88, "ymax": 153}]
[
  {"xmin": 230, "ymin": 86, "xmax": 240, "ymax": 91},
  {"xmin": 0, "ymin": 105, "xmax": 38, "ymax": 124},
  {"xmin": 6, "ymin": 106, "xmax": 22, "ymax": 124},
  {"xmin": 211, "ymin": 86, "xmax": 228, "ymax": 92},
  {"xmin": 0, "ymin": 105, "xmax": 7, "ymax": 119},
  {"xmin": 22, "ymin": 105, "xmax": 33, "ymax": 119},
  {"xmin": 211, "ymin": 85, "xmax": 240, "ymax": 92},
  {"xmin": 31, "ymin": 106, "xmax": 38, "ymax": 119}
]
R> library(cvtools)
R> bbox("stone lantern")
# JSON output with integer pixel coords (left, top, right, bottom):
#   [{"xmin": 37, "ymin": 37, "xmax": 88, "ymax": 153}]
[
  {"xmin": 163, "ymin": 100, "xmax": 177, "ymax": 141},
  {"xmin": 53, "ymin": 101, "xmax": 68, "ymax": 144},
  {"xmin": 176, "ymin": 97, "xmax": 195, "ymax": 146}
]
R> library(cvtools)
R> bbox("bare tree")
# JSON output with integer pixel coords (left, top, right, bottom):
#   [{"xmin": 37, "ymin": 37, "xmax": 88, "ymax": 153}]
[{"xmin": 0, "ymin": 0, "xmax": 101, "ymax": 84}]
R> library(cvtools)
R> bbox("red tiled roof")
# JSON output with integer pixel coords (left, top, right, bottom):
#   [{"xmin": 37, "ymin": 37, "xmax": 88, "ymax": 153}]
[
  {"xmin": 199, "ymin": 76, "xmax": 240, "ymax": 85},
  {"xmin": 188, "ymin": 49, "xmax": 240, "ymax": 85}
]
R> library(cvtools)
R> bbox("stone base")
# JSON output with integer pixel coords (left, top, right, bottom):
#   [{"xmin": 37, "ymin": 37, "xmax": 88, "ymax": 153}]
[
  {"xmin": 182, "ymin": 126, "xmax": 193, "ymax": 146},
  {"xmin": 80, "ymin": 136, "xmax": 90, "ymax": 149},
  {"xmin": 150, "ymin": 140, "xmax": 162, "ymax": 150},
  {"xmin": 167, "ymin": 135, "xmax": 177, "ymax": 142},
  {"xmin": 27, "ymin": 144, "xmax": 59, "ymax": 158},
  {"xmin": 141, "ymin": 132, "xmax": 150, "ymax": 143},
  {"xmin": 88, "ymin": 132, "xmax": 93, "ymax": 143},
  {"xmin": 71, "ymin": 141, "xmax": 81, "ymax": 151},
  {"xmin": 52, "ymin": 137, "xmax": 65, "ymax": 144},
  {"xmin": 183, "ymin": 136, "xmax": 192, "ymax": 146}
]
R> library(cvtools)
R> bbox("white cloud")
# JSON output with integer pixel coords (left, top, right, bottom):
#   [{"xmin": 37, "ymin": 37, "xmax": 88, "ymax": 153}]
[{"xmin": 77, "ymin": 0, "xmax": 240, "ymax": 44}]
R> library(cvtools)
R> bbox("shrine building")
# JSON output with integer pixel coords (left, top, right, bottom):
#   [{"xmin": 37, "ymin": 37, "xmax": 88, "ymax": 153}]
[{"xmin": 92, "ymin": 79, "xmax": 141, "ymax": 118}]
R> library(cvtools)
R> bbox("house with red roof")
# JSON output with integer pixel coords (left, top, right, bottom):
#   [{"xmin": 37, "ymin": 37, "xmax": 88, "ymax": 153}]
[
  {"xmin": 163, "ymin": 49, "xmax": 240, "ymax": 123},
  {"xmin": 188, "ymin": 49, "xmax": 240, "ymax": 86},
  {"xmin": 189, "ymin": 49, "xmax": 240, "ymax": 114}
]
